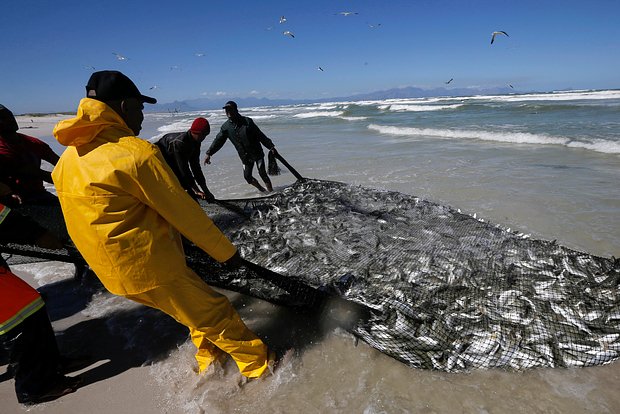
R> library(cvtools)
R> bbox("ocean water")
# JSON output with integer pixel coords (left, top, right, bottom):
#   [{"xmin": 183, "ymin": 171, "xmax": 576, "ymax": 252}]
[
  {"xmin": 142, "ymin": 89, "xmax": 620, "ymax": 259},
  {"xmin": 17, "ymin": 90, "xmax": 620, "ymax": 412}
]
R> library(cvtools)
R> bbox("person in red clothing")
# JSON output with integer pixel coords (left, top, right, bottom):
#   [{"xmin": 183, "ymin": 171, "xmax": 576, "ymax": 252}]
[
  {"xmin": 0, "ymin": 104, "xmax": 60, "ymax": 204},
  {"xmin": 0, "ymin": 203, "xmax": 81, "ymax": 405}
]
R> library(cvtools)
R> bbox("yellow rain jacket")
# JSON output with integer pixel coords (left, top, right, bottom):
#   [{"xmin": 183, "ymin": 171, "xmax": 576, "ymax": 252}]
[
  {"xmin": 52, "ymin": 98, "xmax": 236, "ymax": 295},
  {"xmin": 52, "ymin": 98, "xmax": 269, "ymax": 377}
]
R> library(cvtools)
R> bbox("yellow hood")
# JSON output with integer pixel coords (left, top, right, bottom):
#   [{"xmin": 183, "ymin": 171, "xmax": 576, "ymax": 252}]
[
  {"xmin": 54, "ymin": 98, "xmax": 133, "ymax": 147},
  {"xmin": 52, "ymin": 98, "xmax": 236, "ymax": 295}
]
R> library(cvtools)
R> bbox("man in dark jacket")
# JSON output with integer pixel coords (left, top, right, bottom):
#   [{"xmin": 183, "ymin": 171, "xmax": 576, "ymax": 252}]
[
  {"xmin": 204, "ymin": 101, "xmax": 276, "ymax": 193},
  {"xmin": 156, "ymin": 117, "xmax": 215, "ymax": 201}
]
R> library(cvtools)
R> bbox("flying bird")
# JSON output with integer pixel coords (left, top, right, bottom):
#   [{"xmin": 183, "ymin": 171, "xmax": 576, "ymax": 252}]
[
  {"xmin": 318, "ymin": 66, "xmax": 324, "ymax": 72},
  {"xmin": 368, "ymin": 23, "xmax": 382, "ymax": 29},
  {"xmin": 283, "ymin": 30, "xmax": 295, "ymax": 38},
  {"xmin": 279, "ymin": 15, "xmax": 287, "ymax": 24},
  {"xmin": 149, "ymin": 85, "xmax": 159, "ymax": 90},
  {"xmin": 509, "ymin": 84, "xmax": 514, "ymax": 89},
  {"xmin": 336, "ymin": 11, "xmax": 358, "ymax": 16},
  {"xmin": 445, "ymin": 78, "xmax": 453, "ymax": 84},
  {"xmin": 84, "ymin": 65, "xmax": 96, "ymax": 71},
  {"xmin": 194, "ymin": 52, "xmax": 205, "ymax": 57},
  {"xmin": 112, "ymin": 52, "xmax": 128, "ymax": 61},
  {"xmin": 490, "ymin": 31, "xmax": 509, "ymax": 44}
]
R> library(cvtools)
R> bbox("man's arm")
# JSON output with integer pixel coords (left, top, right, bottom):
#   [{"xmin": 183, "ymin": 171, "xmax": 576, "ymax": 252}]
[
  {"xmin": 249, "ymin": 119, "xmax": 274, "ymax": 150},
  {"xmin": 170, "ymin": 140, "xmax": 197, "ymax": 191},
  {"xmin": 21, "ymin": 134, "xmax": 60, "ymax": 165},
  {"xmin": 188, "ymin": 150, "xmax": 211, "ymax": 197},
  {"xmin": 204, "ymin": 129, "xmax": 228, "ymax": 164},
  {"xmin": 129, "ymin": 147, "xmax": 236, "ymax": 262},
  {"xmin": 0, "ymin": 182, "xmax": 21, "ymax": 206}
]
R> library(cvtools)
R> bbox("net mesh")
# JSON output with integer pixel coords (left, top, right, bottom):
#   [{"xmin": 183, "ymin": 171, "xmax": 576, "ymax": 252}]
[{"xmin": 3, "ymin": 179, "xmax": 619, "ymax": 372}]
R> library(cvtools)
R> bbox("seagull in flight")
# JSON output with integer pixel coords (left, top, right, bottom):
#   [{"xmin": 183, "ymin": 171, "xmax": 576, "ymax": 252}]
[
  {"xmin": 336, "ymin": 11, "xmax": 358, "ymax": 16},
  {"xmin": 490, "ymin": 31, "xmax": 509, "ymax": 44},
  {"xmin": 279, "ymin": 15, "xmax": 287, "ymax": 24},
  {"xmin": 112, "ymin": 52, "xmax": 129, "ymax": 61},
  {"xmin": 509, "ymin": 84, "xmax": 514, "ymax": 89},
  {"xmin": 149, "ymin": 85, "xmax": 159, "ymax": 90},
  {"xmin": 445, "ymin": 78, "xmax": 453, "ymax": 84},
  {"xmin": 195, "ymin": 52, "xmax": 206, "ymax": 57},
  {"xmin": 368, "ymin": 23, "xmax": 382, "ymax": 29},
  {"xmin": 318, "ymin": 66, "xmax": 324, "ymax": 71},
  {"xmin": 283, "ymin": 30, "xmax": 295, "ymax": 38}
]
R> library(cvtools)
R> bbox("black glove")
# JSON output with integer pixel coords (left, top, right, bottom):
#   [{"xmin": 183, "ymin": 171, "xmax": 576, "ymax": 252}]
[
  {"xmin": 223, "ymin": 251, "xmax": 245, "ymax": 269},
  {"xmin": 204, "ymin": 191, "xmax": 216, "ymax": 203}
]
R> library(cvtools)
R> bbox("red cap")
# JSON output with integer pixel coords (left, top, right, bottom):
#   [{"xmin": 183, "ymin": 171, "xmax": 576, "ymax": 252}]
[{"xmin": 190, "ymin": 117, "xmax": 210, "ymax": 135}]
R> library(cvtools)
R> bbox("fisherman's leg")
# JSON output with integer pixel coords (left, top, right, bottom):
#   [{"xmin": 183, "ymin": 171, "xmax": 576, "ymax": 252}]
[
  {"xmin": 189, "ymin": 327, "xmax": 225, "ymax": 370},
  {"xmin": 123, "ymin": 290, "xmax": 223, "ymax": 371},
  {"xmin": 255, "ymin": 158, "xmax": 273, "ymax": 192},
  {"xmin": 8, "ymin": 307, "xmax": 65, "ymax": 401},
  {"xmin": 243, "ymin": 162, "xmax": 266, "ymax": 193},
  {"xmin": 126, "ymin": 270, "xmax": 269, "ymax": 378}
]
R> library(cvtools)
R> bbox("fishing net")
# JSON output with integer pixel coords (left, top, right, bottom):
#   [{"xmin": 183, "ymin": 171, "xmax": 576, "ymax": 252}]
[{"xmin": 3, "ymin": 179, "xmax": 620, "ymax": 372}]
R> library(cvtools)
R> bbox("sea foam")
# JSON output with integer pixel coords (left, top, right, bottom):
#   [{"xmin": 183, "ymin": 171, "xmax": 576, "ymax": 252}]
[
  {"xmin": 367, "ymin": 124, "xmax": 620, "ymax": 154},
  {"xmin": 379, "ymin": 104, "xmax": 463, "ymax": 112},
  {"xmin": 294, "ymin": 111, "xmax": 345, "ymax": 118}
]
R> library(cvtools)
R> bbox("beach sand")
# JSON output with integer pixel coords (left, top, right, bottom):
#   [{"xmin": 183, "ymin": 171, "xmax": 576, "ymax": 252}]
[
  {"xmin": 4, "ymin": 261, "xmax": 620, "ymax": 413},
  {"xmin": 15, "ymin": 115, "xmax": 71, "ymax": 136},
  {"xmin": 1, "ymin": 262, "xmax": 294, "ymax": 414},
  {"xmin": 1, "ymin": 263, "xmax": 183, "ymax": 413}
]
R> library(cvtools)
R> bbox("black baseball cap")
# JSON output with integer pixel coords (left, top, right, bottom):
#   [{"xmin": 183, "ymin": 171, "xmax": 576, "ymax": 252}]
[
  {"xmin": 86, "ymin": 70, "xmax": 157, "ymax": 104},
  {"xmin": 222, "ymin": 101, "xmax": 238, "ymax": 110}
]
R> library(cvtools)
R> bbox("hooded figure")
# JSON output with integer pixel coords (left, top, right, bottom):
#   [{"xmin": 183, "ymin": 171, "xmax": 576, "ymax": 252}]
[{"xmin": 52, "ymin": 71, "xmax": 272, "ymax": 378}]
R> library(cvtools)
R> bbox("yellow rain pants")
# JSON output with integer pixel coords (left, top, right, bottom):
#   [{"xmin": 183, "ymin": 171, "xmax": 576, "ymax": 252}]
[{"xmin": 126, "ymin": 268, "xmax": 269, "ymax": 377}]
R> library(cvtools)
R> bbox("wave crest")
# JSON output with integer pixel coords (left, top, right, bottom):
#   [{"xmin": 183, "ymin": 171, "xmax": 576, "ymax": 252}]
[{"xmin": 367, "ymin": 124, "xmax": 620, "ymax": 154}]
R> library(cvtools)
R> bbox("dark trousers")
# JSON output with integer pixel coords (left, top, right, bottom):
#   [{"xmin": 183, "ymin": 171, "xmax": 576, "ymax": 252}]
[
  {"xmin": 1, "ymin": 305, "xmax": 62, "ymax": 401},
  {"xmin": 243, "ymin": 158, "xmax": 270, "ymax": 184}
]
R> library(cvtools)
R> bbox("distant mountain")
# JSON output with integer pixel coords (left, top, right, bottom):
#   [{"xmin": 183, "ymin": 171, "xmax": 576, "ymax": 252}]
[
  {"xmin": 339, "ymin": 85, "xmax": 518, "ymax": 101},
  {"xmin": 145, "ymin": 85, "xmax": 520, "ymax": 113}
]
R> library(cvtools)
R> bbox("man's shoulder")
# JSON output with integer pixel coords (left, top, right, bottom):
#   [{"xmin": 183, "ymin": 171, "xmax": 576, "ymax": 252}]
[
  {"xmin": 120, "ymin": 135, "xmax": 159, "ymax": 159},
  {"xmin": 17, "ymin": 133, "xmax": 46, "ymax": 145},
  {"xmin": 159, "ymin": 131, "xmax": 186, "ymax": 143}
]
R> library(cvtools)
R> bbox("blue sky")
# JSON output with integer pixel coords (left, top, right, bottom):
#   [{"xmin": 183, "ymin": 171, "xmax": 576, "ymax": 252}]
[{"xmin": 1, "ymin": 0, "xmax": 619, "ymax": 113}]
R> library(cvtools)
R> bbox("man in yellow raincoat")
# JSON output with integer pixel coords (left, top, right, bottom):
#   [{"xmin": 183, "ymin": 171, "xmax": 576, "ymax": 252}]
[{"xmin": 52, "ymin": 70, "xmax": 271, "ymax": 378}]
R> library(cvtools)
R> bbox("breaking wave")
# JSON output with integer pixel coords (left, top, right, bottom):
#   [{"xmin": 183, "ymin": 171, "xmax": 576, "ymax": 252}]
[
  {"xmin": 367, "ymin": 124, "xmax": 620, "ymax": 154},
  {"xmin": 294, "ymin": 111, "xmax": 345, "ymax": 119},
  {"xmin": 378, "ymin": 104, "xmax": 464, "ymax": 112}
]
